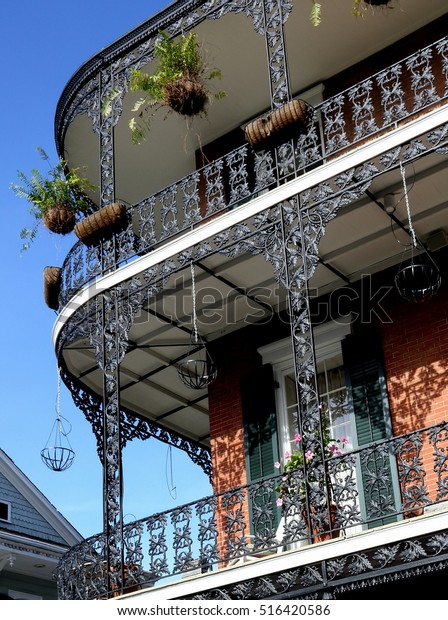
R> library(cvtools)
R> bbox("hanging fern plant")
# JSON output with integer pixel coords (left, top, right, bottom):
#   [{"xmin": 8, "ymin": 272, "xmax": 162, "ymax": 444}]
[
  {"xmin": 310, "ymin": 0, "xmax": 393, "ymax": 26},
  {"xmin": 10, "ymin": 147, "xmax": 96, "ymax": 251},
  {"xmin": 127, "ymin": 31, "xmax": 225, "ymax": 144}
]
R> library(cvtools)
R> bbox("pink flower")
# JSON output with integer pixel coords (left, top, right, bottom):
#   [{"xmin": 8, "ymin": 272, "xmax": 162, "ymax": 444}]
[
  {"xmin": 294, "ymin": 433, "xmax": 302, "ymax": 444},
  {"xmin": 274, "ymin": 461, "xmax": 281, "ymax": 469},
  {"xmin": 305, "ymin": 450, "xmax": 314, "ymax": 461},
  {"xmin": 341, "ymin": 436, "xmax": 349, "ymax": 445},
  {"xmin": 276, "ymin": 497, "xmax": 283, "ymax": 508},
  {"xmin": 284, "ymin": 450, "xmax": 291, "ymax": 459}
]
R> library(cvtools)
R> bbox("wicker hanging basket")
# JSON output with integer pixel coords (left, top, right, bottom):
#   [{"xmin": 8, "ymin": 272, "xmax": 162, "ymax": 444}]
[
  {"xmin": 43, "ymin": 266, "xmax": 62, "ymax": 310},
  {"xmin": 74, "ymin": 202, "xmax": 128, "ymax": 246},
  {"xmin": 245, "ymin": 99, "xmax": 313, "ymax": 151},
  {"xmin": 43, "ymin": 204, "xmax": 77, "ymax": 235}
]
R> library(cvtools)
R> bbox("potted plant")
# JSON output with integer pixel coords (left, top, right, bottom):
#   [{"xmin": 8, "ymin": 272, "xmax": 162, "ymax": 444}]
[
  {"xmin": 74, "ymin": 202, "xmax": 129, "ymax": 247},
  {"xmin": 275, "ymin": 423, "xmax": 349, "ymax": 542},
  {"xmin": 244, "ymin": 99, "xmax": 313, "ymax": 151},
  {"xmin": 11, "ymin": 147, "xmax": 95, "ymax": 251},
  {"xmin": 43, "ymin": 266, "xmax": 62, "ymax": 310},
  {"xmin": 126, "ymin": 31, "xmax": 225, "ymax": 144},
  {"xmin": 310, "ymin": 0, "xmax": 392, "ymax": 26}
]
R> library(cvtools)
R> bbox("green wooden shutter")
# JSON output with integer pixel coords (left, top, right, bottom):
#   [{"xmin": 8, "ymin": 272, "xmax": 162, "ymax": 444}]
[
  {"xmin": 241, "ymin": 364, "xmax": 279, "ymax": 537},
  {"xmin": 342, "ymin": 329, "xmax": 399, "ymax": 528},
  {"xmin": 242, "ymin": 364, "xmax": 279, "ymax": 481}
]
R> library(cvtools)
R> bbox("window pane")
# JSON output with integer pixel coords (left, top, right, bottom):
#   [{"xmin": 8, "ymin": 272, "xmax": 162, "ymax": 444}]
[
  {"xmin": 284, "ymin": 357, "xmax": 352, "ymax": 449},
  {"xmin": 0, "ymin": 502, "xmax": 9, "ymax": 521}
]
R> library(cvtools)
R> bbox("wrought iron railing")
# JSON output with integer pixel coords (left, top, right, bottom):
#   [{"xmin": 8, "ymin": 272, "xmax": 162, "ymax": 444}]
[
  {"xmin": 56, "ymin": 420, "xmax": 448, "ymax": 599},
  {"xmin": 58, "ymin": 35, "xmax": 448, "ymax": 309}
]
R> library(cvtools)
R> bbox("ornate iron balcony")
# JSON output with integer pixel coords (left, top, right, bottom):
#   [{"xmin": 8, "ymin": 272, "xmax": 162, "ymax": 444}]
[
  {"xmin": 58, "ymin": 35, "xmax": 448, "ymax": 311},
  {"xmin": 56, "ymin": 419, "xmax": 448, "ymax": 599}
]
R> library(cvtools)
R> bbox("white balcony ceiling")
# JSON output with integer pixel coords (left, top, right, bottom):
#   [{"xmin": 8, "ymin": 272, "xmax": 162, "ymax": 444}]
[{"xmin": 58, "ymin": 0, "xmax": 448, "ymax": 449}]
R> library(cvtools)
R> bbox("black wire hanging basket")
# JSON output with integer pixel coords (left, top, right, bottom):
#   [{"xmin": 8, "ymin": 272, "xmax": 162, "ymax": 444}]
[
  {"xmin": 177, "ymin": 334, "xmax": 217, "ymax": 390},
  {"xmin": 393, "ymin": 162, "xmax": 441, "ymax": 303},
  {"xmin": 40, "ymin": 438, "xmax": 75, "ymax": 472},
  {"xmin": 41, "ymin": 369, "xmax": 75, "ymax": 472},
  {"xmin": 176, "ymin": 263, "xmax": 217, "ymax": 390},
  {"xmin": 395, "ymin": 257, "xmax": 441, "ymax": 303}
]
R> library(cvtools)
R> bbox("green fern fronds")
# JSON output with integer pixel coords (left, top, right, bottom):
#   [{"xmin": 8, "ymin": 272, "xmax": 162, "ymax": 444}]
[
  {"xmin": 11, "ymin": 147, "xmax": 96, "ymax": 250},
  {"xmin": 128, "ymin": 30, "xmax": 225, "ymax": 143},
  {"xmin": 310, "ymin": 1, "xmax": 322, "ymax": 27},
  {"xmin": 101, "ymin": 87, "xmax": 123, "ymax": 117},
  {"xmin": 129, "ymin": 117, "xmax": 148, "ymax": 145},
  {"xmin": 309, "ymin": 0, "xmax": 381, "ymax": 25},
  {"xmin": 352, "ymin": 0, "xmax": 363, "ymax": 16}
]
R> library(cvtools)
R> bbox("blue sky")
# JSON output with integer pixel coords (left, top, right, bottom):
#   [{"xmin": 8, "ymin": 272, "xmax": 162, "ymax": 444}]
[{"xmin": 1, "ymin": 1, "xmax": 212, "ymax": 538}]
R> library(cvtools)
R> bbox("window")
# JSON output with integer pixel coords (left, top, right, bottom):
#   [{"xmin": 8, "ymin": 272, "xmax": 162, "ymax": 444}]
[
  {"xmin": 281, "ymin": 356, "xmax": 352, "ymax": 454},
  {"xmin": 260, "ymin": 319, "xmax": 353, "ymax": 457},
  {"xmin": 0, "ymin": 501, "xmax": 11, "ymax": 522},
  {"xmin": 258, "ymin": 319, "xmax": 401, "ymax": 529}
]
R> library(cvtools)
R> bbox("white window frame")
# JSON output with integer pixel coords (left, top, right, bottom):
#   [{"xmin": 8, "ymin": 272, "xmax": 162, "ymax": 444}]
[{"xmin": 258, "ymin": 318, "xmax": 352, "ymax": 457}]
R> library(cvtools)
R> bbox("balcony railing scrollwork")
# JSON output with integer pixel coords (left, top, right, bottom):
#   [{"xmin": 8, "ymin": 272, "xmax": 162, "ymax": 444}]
[
  {"xmin": 58, "ymin": 35, "xmax": 448, "ymax": 310},
  {"xmin": 57, "ymin": 420, "xmax": 448, "ymax": 599}
]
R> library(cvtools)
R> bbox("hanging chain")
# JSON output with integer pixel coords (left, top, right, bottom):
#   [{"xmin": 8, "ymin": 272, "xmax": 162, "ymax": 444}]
[
  {"xmin": 400, "ymin": 161, "xmax": 418, "ymax": 248},
  {"xmin": 190, "ymin": 262, "xmax": 199, "ymax": 343},
  {"xmin": 56, "ymin": 366, "xmax": 62, "ymax": 422}
]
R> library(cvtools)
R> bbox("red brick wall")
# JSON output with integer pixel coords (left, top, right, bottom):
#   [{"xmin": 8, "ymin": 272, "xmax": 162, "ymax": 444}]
[
  {"xmin": 382, "ymin": 287, "xmax": 448, "ymax": 502},
  {"xmin": 322, "ymin": 15, "xmax": 448, "ymax": 154},
  {"xmin": 324, "ymin": 15, "xmax": 448, "ymax": 99},
  {"xmin": 207, "ymin": 318, "xmax": 289, "ymax": 559},
  {"xmin": 207, "ymin": 328, "xmax": 259, "ymax": 561},
  {"xmin": 382, "ymin": 288, "xmax": 448, "ymax": 434}
]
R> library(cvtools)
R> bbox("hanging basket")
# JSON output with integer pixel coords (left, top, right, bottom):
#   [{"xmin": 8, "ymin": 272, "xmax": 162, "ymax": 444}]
[
  {"xmin": 393, "ymin": 163, "xmax": 442, "ymax": 303},
  {"xmin": 43, "ymin": 203, "xmax": 77, "ymax": 235},
  {"xmin": 164, "ymin": 77, "xmax": 207, "ymax": 116},
  {"xmin": 74, "ymin": 202, "xmax": 128, "ymax": 246},
  {"xmin": 41, "ymin": 373, "xmax": 76, "ymax": 472},
  {"xmin": 177, "ymin": 342, "xmax": 217, "ymax": 390},
  {"xmin": 395, "ymin": 262, "xmax": 441, "ymax": 303},
  {"xmin": 43, "ymin": 266, "xmax": 61, "ymax": 310},
  {"xmin": 40, "ymin": 446, "xmax": 75, "ymax": 472},
  {"xmin": 177, "ymin": 262, "xmax": 218, "ymax": 390},
  {"xmin": 245, "ymin": 99, "xmax": 313, "ymax": 152}
]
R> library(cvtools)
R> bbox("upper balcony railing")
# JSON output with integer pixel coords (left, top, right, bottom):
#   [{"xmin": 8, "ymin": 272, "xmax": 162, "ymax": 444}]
[
  {"xmin": 56, "ymin": 419, "xmax": 448, "ymax": 599},
  {"xmin": 58, "ymin": 35, "xmax": 448, "ymax": 310}
]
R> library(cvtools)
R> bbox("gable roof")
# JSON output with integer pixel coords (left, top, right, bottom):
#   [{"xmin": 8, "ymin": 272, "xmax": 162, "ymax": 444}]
[{"xmin": 0, "ymin": 448, "xmax": 81, "ymax": 547}]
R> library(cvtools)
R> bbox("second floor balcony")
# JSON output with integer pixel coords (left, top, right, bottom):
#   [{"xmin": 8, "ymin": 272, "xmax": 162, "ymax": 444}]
[
  {"xmin": 57, "ymin": 416, "xmax": 448, "ymax": 599},
  {"xmin": 56, "ymin": 23, "xmax": 448, "ymax": 308}
]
